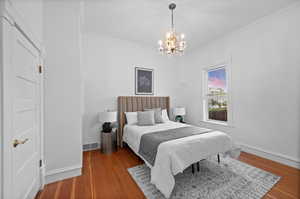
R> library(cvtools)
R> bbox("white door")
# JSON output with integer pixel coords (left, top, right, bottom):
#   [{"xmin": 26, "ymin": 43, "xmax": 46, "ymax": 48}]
[{"xmin": 3, "ymin": 20, "xmax": 42, "ymax": 199}]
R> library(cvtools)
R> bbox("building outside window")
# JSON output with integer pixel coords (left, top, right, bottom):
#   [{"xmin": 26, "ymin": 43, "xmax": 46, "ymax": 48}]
[{"xmin": 203, "ymin": 66, "xmax": 228, "ymax": 123}]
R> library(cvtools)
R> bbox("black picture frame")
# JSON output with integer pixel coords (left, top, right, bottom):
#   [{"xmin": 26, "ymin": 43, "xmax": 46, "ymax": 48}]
[{"xmin": 135, "ymin": 67, "xmax": 154, "ymax": 95}]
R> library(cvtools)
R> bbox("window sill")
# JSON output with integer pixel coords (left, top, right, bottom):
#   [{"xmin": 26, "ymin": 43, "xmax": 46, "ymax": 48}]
[{"xmin": 200, "ymin": 120, "xmax": 234, "ymax": 128}]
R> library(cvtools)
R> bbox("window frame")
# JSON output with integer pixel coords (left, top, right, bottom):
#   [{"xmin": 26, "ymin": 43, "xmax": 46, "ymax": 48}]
[{"xmin": 202, "ymin": 62, "xmax": 233, "ymax": 126}]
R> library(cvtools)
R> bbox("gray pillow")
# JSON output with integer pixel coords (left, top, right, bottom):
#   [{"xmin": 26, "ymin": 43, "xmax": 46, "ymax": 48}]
[
  {"xmin": 137, "ymin": 111, "xmax": 155, "ymax": 126},
  {"xmin": 144, "ymin": 108, "xmax": 164, "ymax": 123}
]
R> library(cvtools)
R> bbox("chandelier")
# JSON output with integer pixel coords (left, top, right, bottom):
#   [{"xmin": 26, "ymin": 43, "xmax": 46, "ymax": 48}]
[{"xmin": 158, "ymin": 3, "xmax": 186, "ymax": 55}]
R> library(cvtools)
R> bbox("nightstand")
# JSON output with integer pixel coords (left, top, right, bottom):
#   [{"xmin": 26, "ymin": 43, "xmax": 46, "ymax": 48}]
[{"xmin": 100, "ymin": 129, "xmax": 117, "ymax": 154}]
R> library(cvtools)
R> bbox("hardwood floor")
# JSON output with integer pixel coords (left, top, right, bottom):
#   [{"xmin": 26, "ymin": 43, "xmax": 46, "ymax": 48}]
[{"xmin": 36, "ymin": 148, "xmax": 300, "ymax": 199}]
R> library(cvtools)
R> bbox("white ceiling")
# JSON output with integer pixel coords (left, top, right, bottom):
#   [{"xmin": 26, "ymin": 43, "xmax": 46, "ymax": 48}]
[{"xmin": 83, "ymin": 0, "xmax": 298, "ymax": 51}]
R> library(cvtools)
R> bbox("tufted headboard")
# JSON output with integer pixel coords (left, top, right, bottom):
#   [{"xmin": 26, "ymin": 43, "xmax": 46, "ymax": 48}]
[{"xmin": 117, "ymin": 96, "xmax": 170, "ymax": 147}]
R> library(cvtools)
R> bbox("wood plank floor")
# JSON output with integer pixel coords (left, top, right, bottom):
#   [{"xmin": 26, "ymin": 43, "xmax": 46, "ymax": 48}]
[{"xmin": 36, "ymin": 148, "xmax": 300, "ymax": 199}]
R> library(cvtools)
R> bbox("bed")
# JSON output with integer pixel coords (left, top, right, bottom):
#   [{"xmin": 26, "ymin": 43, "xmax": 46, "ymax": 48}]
[{"xmin": 117, "ymin": 96, "xmax": 239, "ymax": 198}]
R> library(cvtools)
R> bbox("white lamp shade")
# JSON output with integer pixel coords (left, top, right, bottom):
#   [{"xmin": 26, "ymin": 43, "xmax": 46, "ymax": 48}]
[
  {"xmin": 173, "ymin": 107, "xmax": 186, "ymax": 116},
  {"xmin": 99, "ymin": 111, "xmax": 117, "ymax": 123}
]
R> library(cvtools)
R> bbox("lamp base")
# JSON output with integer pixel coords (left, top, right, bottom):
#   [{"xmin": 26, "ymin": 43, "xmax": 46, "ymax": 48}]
[
  {"xmin": 102, "ymin": 122, "xmax": 112, "ymax": 133},
  {"xmin": 175, "ymin": 115, "xmax": 184, "ymax": 123}
]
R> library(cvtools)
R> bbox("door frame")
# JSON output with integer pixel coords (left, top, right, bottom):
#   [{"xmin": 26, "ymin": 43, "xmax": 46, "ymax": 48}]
[
  {"xmin": 0, "ymin": 6, "xmax": 4, "ymax": 198},
  {"xmin": 1, "ymin": 6, "xmax": 45, "ymax": 199}
]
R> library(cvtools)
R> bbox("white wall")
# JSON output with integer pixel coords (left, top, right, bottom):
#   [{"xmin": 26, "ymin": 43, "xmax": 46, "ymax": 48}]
[
  {"xmin": 82, "ymin": 33, "xmax": 181, "ymax": 145},
  {"xmin": 43, "ymin": 1, "xmax": 82, "ymax": 182},
  {"xmin": 177, "ymin": 3, "xmax": 300, "ymax": 168}
]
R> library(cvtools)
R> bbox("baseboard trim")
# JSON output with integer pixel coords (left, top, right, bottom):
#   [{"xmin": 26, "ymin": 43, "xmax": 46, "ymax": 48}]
[
  {"xmin": 239, "ymin": 143, "xmax": 300, "ymax": 169},
  {"xmin": 40, "ymin": 165, "xmax": 46, "ymax": 189},
  {"xmin": 45, "ymin": 165, "xmax": 82, "ymax": 184}
]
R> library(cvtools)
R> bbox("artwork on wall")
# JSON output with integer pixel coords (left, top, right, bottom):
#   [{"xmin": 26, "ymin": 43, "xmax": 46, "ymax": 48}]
[{"xmin": 135, "ymin": 67, "xmax": 154, "ymax": 95}]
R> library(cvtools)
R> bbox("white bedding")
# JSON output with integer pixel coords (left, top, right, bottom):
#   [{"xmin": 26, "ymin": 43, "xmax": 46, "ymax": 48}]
[{"xmin": 123, "ymin": 121, "xmax": 239, "ymax": 198}]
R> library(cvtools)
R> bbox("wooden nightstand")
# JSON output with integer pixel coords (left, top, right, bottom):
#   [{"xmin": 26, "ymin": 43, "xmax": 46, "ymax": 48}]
[{"xmin": 100, "ymin": 129, "xmax": 117, "ymax": 154}]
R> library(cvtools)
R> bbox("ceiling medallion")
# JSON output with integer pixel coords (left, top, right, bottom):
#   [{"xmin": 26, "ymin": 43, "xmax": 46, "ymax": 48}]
[{"xmin": 158, "ymin": 3, "xmax": 186, "ymax": 55}]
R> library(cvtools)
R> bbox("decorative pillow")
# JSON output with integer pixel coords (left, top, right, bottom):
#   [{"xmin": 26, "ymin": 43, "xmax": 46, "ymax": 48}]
[
  {"xmin": 144, "ymin": 108, "xmax": 164, "ymax": 123},
  {"xmin": 162, "ymin": 109, "xmax": 170, "ymax": 122},
  {"xmin": 137, "ymin": 111, "xmax": 155, "ymax": 126},
  {"xmin": 125, "ymin": 112, "xmax": 138, "ymax": 125}
]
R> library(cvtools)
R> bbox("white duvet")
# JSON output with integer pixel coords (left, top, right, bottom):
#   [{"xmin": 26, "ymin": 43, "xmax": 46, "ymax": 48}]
[{"xmin": 123, "ymin": 121, "xmax": 239, "ymax": 198}]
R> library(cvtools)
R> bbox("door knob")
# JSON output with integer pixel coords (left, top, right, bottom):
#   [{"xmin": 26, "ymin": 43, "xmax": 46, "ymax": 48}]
[{"xmin": 13, "ymin": 138, "xmax": 29, "ymax": 148}]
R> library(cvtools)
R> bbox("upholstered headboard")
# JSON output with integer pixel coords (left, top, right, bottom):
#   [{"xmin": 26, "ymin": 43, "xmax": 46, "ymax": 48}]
[{"xmin": 117, "ymin": 96, "xmax": 170, "ymax": 147}]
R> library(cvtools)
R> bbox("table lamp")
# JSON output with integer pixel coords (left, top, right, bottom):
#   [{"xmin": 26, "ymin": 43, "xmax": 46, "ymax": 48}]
[
  {"xmin": 173, "ymin": 107, "xmax": 186, "ymax": 123},
  {"xmin": 99, "ymin": 111, "xmax": 117, "ymax": 133}
]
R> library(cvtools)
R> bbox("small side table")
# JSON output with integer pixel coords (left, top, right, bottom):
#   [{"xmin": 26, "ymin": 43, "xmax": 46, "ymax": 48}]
[{"xmin": 101, "ymin": 129, "xmax": 117, "ymax": 154}]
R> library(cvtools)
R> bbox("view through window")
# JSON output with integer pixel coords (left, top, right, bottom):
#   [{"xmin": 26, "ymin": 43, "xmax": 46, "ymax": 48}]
[{"xmin": 207, "ymin": 67, "xmax": 227, "ymax": 122}]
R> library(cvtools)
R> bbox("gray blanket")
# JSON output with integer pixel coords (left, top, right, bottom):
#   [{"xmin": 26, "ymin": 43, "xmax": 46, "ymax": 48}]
[{"xmin": 138, "ymin": 126, "xmax": 212, "ymax": 166}]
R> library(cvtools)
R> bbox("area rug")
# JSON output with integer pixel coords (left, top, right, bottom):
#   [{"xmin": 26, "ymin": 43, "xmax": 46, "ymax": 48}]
[{"xmin": 128, "ymin": 157, "xmax": 280, "ymax": 199}]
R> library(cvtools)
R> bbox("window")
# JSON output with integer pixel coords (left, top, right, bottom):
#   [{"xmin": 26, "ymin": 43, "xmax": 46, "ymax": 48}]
[{"xmin": 203, "ymin": 66, "xmax": 229, "ymax": 123}]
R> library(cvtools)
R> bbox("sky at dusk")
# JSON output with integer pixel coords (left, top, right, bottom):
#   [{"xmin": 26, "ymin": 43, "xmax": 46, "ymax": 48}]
[{"xmin": 208, "ymin": 68, "xmax": 227, "ymax": 91}]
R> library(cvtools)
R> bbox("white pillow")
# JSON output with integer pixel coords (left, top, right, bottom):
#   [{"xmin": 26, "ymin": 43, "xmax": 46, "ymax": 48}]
[
  {"xmin": 162, "ymin": 109, "xmax": 170, "ymax": 122},
  {"xmin": 125, "ymin": 112, "xmax": 138, "ymax": 125}
]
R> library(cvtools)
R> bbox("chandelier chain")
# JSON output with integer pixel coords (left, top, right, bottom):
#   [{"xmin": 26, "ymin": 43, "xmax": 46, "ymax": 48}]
[{"xmin": 171, "ymin": 9, "xmax": 174, "ymax": 30}]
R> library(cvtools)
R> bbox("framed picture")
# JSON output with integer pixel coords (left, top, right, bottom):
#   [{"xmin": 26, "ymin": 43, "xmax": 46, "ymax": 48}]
[{"xmin": 135, "ymin": 67, "xmax": 154, "ymax": 95}]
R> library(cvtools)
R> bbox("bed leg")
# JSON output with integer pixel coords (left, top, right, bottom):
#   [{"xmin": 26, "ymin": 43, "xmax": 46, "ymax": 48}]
[
  {"xmin": 192, "ymin": 164, "xmax": 195, "ymax": 174},
  {"xmin": 217, "ymin": 154, "xmax": 220, "ymax": 164},
  {"xmin": 197, "ymin": 162, "xmax": 200, "ymax": 172}
]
